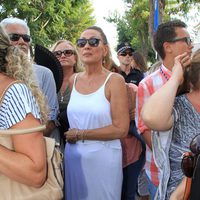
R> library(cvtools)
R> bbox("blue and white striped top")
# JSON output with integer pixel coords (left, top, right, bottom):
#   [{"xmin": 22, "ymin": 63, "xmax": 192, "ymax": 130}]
[{"xmin": 0, "ymin": 83, "xmax": 40, "ymax": 129}]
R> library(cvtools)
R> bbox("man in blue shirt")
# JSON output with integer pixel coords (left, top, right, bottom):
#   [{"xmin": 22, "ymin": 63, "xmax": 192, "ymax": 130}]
[{"xmin": 1, "ymin": 17, "xmax": 59, "ymax": 137}]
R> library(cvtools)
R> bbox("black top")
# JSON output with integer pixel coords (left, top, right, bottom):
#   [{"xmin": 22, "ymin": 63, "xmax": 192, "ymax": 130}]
[
  {"xmin": 190, "ymin": 154, "xmax": 200, "ymax": 200},
  {"xmin": 120, "ymin": 68, "xmax": 144, "ymax": 85}
]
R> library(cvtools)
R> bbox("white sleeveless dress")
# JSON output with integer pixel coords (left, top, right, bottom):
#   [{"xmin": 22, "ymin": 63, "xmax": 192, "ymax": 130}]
[{"xmin": 64, "ymin": 73, "xmax": 123, "ymax": 200}]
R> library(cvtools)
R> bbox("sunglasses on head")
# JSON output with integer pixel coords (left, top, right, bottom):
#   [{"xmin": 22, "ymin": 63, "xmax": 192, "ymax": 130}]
[
  {"xmin": 168, "ymin": 37, "xmax": 192, "ymax": 46},
  {"xmin": 9, "ymin": 33, "xmax": 31, "ymax": 43},
  {"xmin": 119, "ymin": 51, "xmax": 133, "ymax": 57},
  {"xmin": 181, "ymin": 134, "xmax": 200, "ymax": 178},
  {"xmin": 76, "ymin": 38, "xmax": 101, "ymax": 48},
  {"xmin": 53, "ymin": 49, "xmax": 75, "ymax": 58}
]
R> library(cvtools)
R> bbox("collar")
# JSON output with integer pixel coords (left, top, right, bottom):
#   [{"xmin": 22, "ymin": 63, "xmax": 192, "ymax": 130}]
[{"xmin": 160, "ymin": 64, "xmax": 172, "ymax": 80}]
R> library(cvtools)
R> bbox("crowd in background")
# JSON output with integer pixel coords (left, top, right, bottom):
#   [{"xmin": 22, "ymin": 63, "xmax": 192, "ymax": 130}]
[{"xmin": 0, "ymin": 16, "xmax": 199, "ymax": 200}]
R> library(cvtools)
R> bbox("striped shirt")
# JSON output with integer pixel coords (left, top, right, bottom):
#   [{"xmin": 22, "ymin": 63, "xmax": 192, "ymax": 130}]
[
  {"xmin": 136, "ymin": 64, "xmax": 171, "ymax": 186},
  {"xmin": 0, "ymin": 83, "xmax": 40, "ymax": 129}
]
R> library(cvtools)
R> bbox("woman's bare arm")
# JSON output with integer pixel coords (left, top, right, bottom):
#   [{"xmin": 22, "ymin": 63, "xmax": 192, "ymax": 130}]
[
  {"xmin": 141, "ymin": 53, "xmax": 190, "ymax": 131},
  {"xmin": 66, "ymin": 73, "xmax": 130, "ymax": 142},
  {"xmin": 0, "ymin": 113, "xmax": 47, "ymax": 187}
]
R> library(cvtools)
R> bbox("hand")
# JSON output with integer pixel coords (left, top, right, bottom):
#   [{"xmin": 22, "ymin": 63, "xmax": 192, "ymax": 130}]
[
  {"xmin": 64, "ymin": 128, "xmax": 78, "ymax": 144},
  {"xmin": 172, "ymin": 52, "xmax": 191, "ymax": 84}
]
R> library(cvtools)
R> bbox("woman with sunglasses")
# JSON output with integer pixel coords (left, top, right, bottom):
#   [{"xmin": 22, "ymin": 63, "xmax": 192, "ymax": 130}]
[
  {"xmin": 51, "ymin": 40, "xmax": 82, "ymax": 111},
  {"xmin": 51, "ymin": 40, "xmax": 82, "ymax": 147},
  {"xmin": 141, "ymin": 50, "xmax": 200, "ymax": 199},
  {"xmin": 64, "ymin": 26, "xmax": 129, "ymax": 200}
]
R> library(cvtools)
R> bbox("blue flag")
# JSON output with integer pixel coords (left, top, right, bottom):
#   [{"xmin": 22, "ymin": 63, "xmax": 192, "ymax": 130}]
[{"xmin": 154, "ymin": 0, "xmax": 159, "ymax": 32}]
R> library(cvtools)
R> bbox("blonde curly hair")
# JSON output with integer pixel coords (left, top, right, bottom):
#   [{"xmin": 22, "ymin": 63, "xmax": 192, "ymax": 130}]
[{"xmin": 0, "ymin": 25, "xmax": 48, "ymax": 124}]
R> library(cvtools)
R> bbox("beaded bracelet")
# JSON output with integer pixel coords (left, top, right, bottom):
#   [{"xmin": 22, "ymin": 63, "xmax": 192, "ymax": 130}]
[
  {"xmin": 75, "ymin": 129, "xmax": 79, "ymax": 142},
  {"xmin": 75, "ymin": 129, "xmax": 85, "ymax": 143}
]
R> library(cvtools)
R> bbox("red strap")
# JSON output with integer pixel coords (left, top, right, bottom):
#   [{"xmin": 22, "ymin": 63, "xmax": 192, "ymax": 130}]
[{"xmin": 183, "ymin": 178, "xmax": 192, "ymax": 200}]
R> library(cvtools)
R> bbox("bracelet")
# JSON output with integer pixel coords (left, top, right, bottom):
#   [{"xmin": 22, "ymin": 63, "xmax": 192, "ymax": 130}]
[
  {"xmin": 74, "ymin": 129, "xmax": 85, "ymax": 143},
  {"xmin": 75, "ymin": 129, "xmax": 79, "ymax": 142},
  {"xmin": 82, "ymin": 130, "xmax": 85, "ymax": 143}
]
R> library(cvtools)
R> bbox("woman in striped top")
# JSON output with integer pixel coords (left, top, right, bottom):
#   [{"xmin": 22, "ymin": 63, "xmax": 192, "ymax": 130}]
[{"xmin": 0, "ymin": 24, "xmax": 48, "ymax": 188}]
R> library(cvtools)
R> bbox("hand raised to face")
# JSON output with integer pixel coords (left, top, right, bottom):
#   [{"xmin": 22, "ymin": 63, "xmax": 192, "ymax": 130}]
[{"xmin": 172, "ymin": 52, "xmax": 191, "ymax": 84}]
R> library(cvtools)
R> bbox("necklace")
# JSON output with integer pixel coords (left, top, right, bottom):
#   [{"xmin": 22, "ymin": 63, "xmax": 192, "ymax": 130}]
[
  {"xmin": 60, "ymin": 94, "xmax": 64, "ymax": 102},
  {"xmin": 160, "ymin": 67, "xmax": 169, "ymax": 81}
]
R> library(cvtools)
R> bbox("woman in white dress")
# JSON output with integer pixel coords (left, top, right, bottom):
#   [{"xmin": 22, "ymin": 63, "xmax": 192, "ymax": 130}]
[{"xmin": 64, "ymin": 26, "xmax": 129, "ymax": 200}]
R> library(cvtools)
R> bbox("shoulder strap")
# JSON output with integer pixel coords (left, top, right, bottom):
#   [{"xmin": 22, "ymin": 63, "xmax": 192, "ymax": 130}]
[
  {"xmin": 73, "ymin": 73, "xmax": 79, "ymax": 87},
  {"xmin": 102, "ymin": 72, "xmax": 113, "ymax": 87},
  {"xmin": 183, "ymin": 178, "xmax": 192, "ymax": 200},
  {"xmin": 0, "ymin": 125, "xmax": 46, "ymax": 136},
  {"xmin": 0, "ymin": 80, "xmax": 46, "ymax": 136}
]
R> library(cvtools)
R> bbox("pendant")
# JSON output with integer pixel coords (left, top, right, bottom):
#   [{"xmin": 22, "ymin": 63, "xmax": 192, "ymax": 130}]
[{"xmin": 61, "ymin": 95, "xmax": 64, "ymax": 102}]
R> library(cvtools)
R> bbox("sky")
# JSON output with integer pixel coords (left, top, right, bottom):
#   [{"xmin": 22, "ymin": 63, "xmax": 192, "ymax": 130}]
[{"xmin": 90, "ymin": 0, "xmax": 125, "ymax": 64}]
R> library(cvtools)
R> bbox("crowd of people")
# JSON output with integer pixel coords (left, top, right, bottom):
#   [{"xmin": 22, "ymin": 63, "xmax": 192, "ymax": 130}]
[{"xmin": 0, "ymin": 16, "xmax": 199, "ymax": 200}]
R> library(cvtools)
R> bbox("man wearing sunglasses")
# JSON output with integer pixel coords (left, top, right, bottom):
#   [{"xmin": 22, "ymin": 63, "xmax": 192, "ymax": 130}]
[
  {"xmin": 117, "ymin": 42, "xmax": 144, "ymax": 86},
  {"xmin": 117, "ymin": 42, "xmax": 145, "ymax": 200},
  {"xmin": 136, "ymin": 20, "xmax": 193, "ymax": 200},
  {"xmin": 0, "ymin": 17, "xmax": 59, "ymax": 137}
]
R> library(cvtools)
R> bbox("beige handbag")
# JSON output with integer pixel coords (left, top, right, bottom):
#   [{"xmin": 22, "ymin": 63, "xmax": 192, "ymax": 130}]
[{"xmin": 0, "ymin": 81, "xmax": 64, "ymax": 200}]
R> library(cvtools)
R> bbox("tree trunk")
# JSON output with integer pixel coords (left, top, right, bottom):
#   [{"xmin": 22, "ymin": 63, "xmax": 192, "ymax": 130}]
[
  {"xmin": 149, "ymin": 0, "xmax": 155, "ymax": 51},
  {"xmin": 138, "ymin": 29, "xmax": 148, "ymax": 62}
]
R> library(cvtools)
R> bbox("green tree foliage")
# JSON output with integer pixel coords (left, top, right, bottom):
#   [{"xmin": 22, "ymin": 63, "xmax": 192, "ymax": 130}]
[
  {"xmin": 108, "ymin": 0, "xmax": 200, "ymax": 63},
  {"xmin": 0, "ymin": 0, "xmax": 95, "ymax": 47},
  {"xmin": 166, "ymin": 0, "xmax": 200, "ymax": 15},
  {"xmin": 107, "ymin": 0, "xmax": 154, "ymax": 62}
]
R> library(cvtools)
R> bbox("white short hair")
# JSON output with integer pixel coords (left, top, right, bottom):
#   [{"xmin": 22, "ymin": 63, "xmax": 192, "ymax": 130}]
[{"xmin": 0, "ymin": 17, "xmax": 30, "ymax": 35}]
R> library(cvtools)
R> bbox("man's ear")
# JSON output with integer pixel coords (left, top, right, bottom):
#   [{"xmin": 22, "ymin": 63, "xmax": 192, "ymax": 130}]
[{"xmin": 163, "ymin": 41, "xmax": 173, "ymax": 55}]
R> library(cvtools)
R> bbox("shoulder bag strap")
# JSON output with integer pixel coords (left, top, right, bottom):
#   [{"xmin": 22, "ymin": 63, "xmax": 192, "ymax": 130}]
[{"xmin": 183, "ymin": 178, "xmax": 192, "ymax": 200}]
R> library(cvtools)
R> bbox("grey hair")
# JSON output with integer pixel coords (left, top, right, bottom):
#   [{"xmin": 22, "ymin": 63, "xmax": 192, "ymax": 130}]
[{"xmin": 0, "ymin": 17, "xmax": 30, "ymax": 35}]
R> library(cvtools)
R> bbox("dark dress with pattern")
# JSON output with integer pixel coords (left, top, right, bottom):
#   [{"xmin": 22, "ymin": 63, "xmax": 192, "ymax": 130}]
[{"xmin": 166, "ymin": 95, "xmax": 200, "ymax": 199}]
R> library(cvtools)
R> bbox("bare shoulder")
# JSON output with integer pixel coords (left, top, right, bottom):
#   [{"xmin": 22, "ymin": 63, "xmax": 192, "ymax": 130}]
[
  {"xmin": 69, "ymin": 73, "xmax": 77, "ymax": 82},
  {"xmin": 106, "ymin": 72, "xmax": 126, "ymax": 94},
  {"xmin": 105, "ymin": 72, "xmax": 126, "ymax": 101},
  {"xmin": 109, "ymin": 72, "xmax": 126, "ymax": 86},
  {"xmin": 0, "ymin": 74, "xmax": 16, "ymax": 94},
  {"xmin": 110, "ymin": 72, "xmax": 125, "ymax": 83}
]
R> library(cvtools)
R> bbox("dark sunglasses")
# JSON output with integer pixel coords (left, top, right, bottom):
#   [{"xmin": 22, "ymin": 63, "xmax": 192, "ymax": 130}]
[
  {"xmin": 119, "ymin": 52, "xmax": 133, "ymax": 57},
  {"xmin": 53, "ymin": 49, "xmax": 75, "ymax": 58},
  {"xmin": 168, "ymin": 37, "xmax": 192, "ymax": 46},
  {"xmin": 9, "ymin": 33, "xmax": 31, "ymax": 43},
  {"xmin": 76, "ymin": 38, "xmax": 101, "ymax": 48},
  {"xmin": 181, "ymin": 134, "xmax": 200, "ymax": 178}
]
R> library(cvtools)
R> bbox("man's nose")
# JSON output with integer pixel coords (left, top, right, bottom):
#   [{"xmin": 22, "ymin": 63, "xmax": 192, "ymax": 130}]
[{"xmin": 18, "ymin": 36, "xmax": 26, "ymax": 43}]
